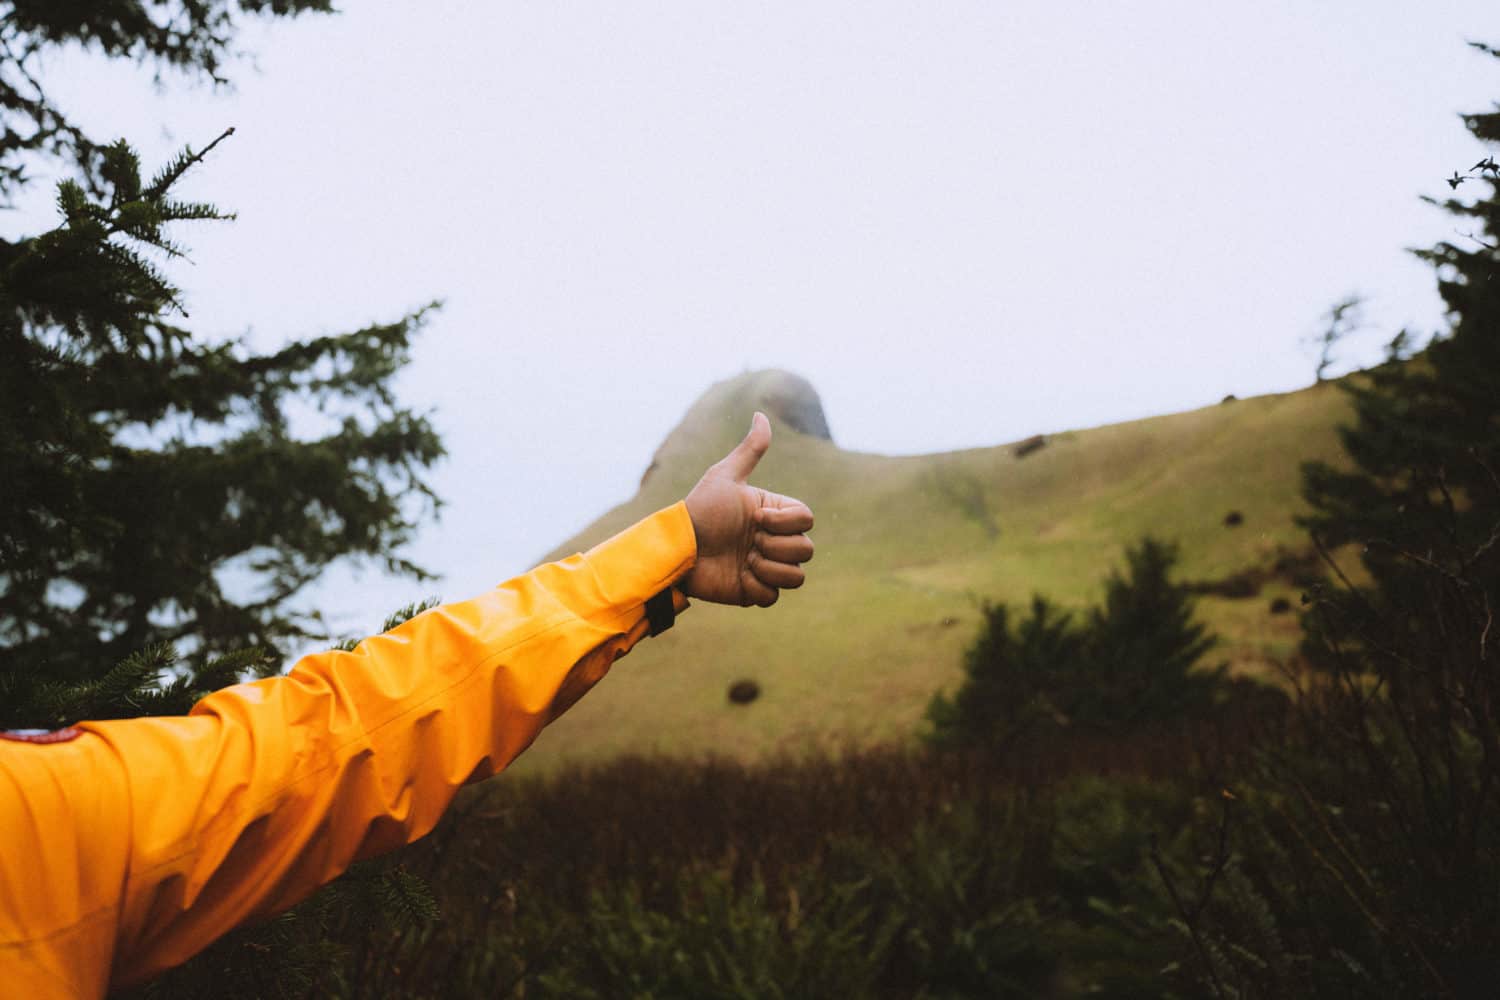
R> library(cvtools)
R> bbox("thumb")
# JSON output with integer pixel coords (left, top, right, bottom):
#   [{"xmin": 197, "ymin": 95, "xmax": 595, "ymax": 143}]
[{"xmin": 717, "ymin": 411, "xmax": 772, "ymax": 482}]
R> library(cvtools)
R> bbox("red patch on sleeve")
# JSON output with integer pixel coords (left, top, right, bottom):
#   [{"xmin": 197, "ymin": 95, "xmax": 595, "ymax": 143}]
[{"xmin": 0, "ymin": 727, "xmax": 83, "ymax": 744}]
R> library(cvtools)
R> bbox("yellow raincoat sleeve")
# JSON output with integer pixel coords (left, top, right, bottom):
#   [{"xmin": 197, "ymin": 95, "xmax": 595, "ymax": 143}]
[{"xmin": 0, "ymin": 502, "xmax": 696, "ymax": 998}]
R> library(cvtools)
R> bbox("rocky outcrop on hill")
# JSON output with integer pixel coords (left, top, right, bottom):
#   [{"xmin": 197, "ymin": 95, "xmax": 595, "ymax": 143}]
[
  {"xmin": 752, "ymin": 370, "xmax": 832, "ymax": 441},
  {"xmin": 640, "ymin": 369, "xmax": 832, "ymax": 487}
]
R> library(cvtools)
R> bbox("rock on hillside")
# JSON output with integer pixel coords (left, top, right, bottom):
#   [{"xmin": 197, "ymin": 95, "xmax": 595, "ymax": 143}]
[
  {"xmin": 640, "ymin": 369, "xmax": 832, "ymax": 488},
  {"xmin": 754, "ymin": 370, "xmax": 833, "ymax": 441}
]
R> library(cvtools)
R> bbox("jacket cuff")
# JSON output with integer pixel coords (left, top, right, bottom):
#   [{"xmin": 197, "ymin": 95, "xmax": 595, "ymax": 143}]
[{"xmin": 574, "ymin": 501, "xmax": 697, "ymax": 623}]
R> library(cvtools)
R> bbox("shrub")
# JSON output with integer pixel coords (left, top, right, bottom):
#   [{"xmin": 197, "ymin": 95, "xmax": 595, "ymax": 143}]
[
  {"xmin": 926, "ymin": 596, "xmax": 1085, "ymax": 754},
  {"xmin": 728, "ymin": 679, "xmax": 762, "ymax": 704},
  {"xmin": 927, "ymin": 537, "xmax": 1227, "ymax": 754},
  {"xmin": 1082, "ymin": 538, "xmax": 1223, "ymax": 728}
]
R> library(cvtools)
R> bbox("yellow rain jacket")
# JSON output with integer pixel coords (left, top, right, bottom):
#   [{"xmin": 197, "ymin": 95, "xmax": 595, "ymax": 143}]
[{"xmin": 0, "ymin": 503, "xmax": 695, "ymax": 998}]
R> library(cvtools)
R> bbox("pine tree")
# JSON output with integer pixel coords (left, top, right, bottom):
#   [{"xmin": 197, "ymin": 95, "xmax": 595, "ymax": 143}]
[
  {"xmin": 926, "ymin": 538, "xmax": 1223, "ymax": 753},
  {"xmin": 1300, "ymin": 43, "xmax": 1500, "ymax": 605},
  {"xmin": 926, "ymin": 595, "xmax": 1086, "ymax": 753},
  {"xmin": 0, "ymin": 4, "xmax": 444, "ymax": 726},
  {"xmin": 0, "ymin": 8, "xmax": 451, "ymax": 994},
  {"xmin": 1210, "ymin": 43, "xmax": 1500, "ymax": 996},
  {"xmin": 1081, "ymin": 537, "xmax": 1221, "ymax": 728}
]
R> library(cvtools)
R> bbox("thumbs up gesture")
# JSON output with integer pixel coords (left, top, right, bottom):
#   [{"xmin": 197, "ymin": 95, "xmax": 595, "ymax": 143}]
[{"xmin": 681, "ymin": 412, "xmax": 815, "ymax": 607}]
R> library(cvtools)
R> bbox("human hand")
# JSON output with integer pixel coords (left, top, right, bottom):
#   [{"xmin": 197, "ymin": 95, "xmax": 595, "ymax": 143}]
[{"xmin": 680, "ymin": 412, "xmax": 815, "ymax": 607}]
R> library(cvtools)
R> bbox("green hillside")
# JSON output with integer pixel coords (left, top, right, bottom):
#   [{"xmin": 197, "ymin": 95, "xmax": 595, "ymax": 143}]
[{"xmin": 521, "ymin": 370, "xmax": 1352, "ymax": 770}]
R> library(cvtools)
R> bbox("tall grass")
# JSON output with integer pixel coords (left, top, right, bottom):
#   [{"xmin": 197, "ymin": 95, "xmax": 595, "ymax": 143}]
[{"xmin": 137, "ymin": 707, "xmax": 1274, "ymax": 999}]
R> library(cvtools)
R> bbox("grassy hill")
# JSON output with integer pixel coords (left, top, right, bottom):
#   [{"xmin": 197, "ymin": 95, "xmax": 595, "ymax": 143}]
[{"xmin": 520, "ymin": 370, "xmax": 1352, "ymax": 770}]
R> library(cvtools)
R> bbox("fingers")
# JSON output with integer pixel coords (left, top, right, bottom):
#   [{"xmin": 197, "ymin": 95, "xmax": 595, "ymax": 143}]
[
  {"xmin": 756, "ymin": 530, "xmax": 813, "ymax": 564},
  {"xmin": 742, "ymin": 513, "xmax": 812, "ymax": 608},
  {"xmin": 739, "ymin": 569, "xmax": 780, "ymax": 607},
  {"xmin": 716, "ymin": 412, "xmax": 772, "ymax": 483},
  {"xmin": 757, "ymin": 498, "xmax": 814, "ymax": 535}
]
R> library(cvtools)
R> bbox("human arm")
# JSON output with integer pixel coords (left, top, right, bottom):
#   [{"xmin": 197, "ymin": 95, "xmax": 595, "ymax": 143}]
[{"xmin": 0, "ymin": 414, "xmax": 812, "ymax": 996}]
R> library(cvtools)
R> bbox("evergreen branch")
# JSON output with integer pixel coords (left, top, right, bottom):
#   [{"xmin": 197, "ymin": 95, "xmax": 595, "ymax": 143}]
[
  {"xmin": 1149, "ymin": 832, "xmax": 1227, "ymax": 999},
  {"xmin": 1457, "ymin": 229, "xmax": 1498, "ymax": 251},
  {"xmin": 1192, "ymin": 791, "xmax": 1236, "ymax": 925},
  {"xmin": 1267, "ymin": 798, "xmax": 1387, "ymax": 934},
  {"xmin": 1364, "ymin": 537, "xmax": 1471, "ymax": 589},
  {"xmin": 1308, "ymin": 536, "xmax": 1422, "ymax": 683},
  {"xmin": 1287, "ymin": 774, "xmax": 1383, "ymax": 902},
  {"xmin": 156, "ymin": 198, "xmax": 235, "ymax": 223},
  {"xmin": 380, "ymin": 865, "xmax": 440, "ymax": 928},
  {"xmin": 194, "ymin": 647, "xmax": 274, "ymax": 690},
  {"xmin": 1473, "ymin": 450, "xmax": 1500, "ymax": 500},
  {"xmin": 1466, "ymin": 520, "xmax": 1500, "ymax": 573},
  {"xmin": 0, "ymin": 30, "xmax": 47, "ymax": 107},
  {"xmin": 1483, "ymin": 589, "xmax": 1494, "ymax": 665},
  {"xmin": 381, "ymin": 597, "xmax": 441, "ymax": 634},
  {"xmin": 144, "ymin": 125, "xmax": 236, "ymax": 200},
  {"xmin": 93, "ymin": 643, "xmax": 177, "ymax": 710}
]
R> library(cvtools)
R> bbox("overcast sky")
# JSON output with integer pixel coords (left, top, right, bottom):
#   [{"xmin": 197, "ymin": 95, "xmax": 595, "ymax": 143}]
[{"xmin": 8, "ymin": 2, "xmax": 1499, "ymax": 638}]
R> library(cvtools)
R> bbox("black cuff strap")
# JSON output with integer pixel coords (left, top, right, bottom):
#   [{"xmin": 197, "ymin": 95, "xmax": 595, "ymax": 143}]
[{"xmin": 646, "ymin": 587, "xmax": 676, "ymax": 637}]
